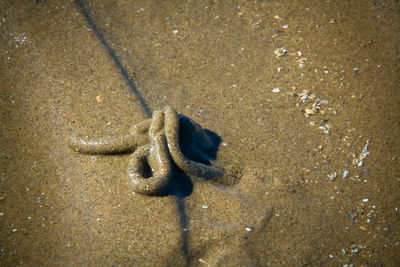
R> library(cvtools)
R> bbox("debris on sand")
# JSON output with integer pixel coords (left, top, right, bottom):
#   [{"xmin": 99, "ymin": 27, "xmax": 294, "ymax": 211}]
[
  {"xmin": 353, "ymin": 139, "xmax": 371, "ymax": 166},
  {"xmin": 319, "ymin": 124, "xmax": 330, "ymax": 134},
  {"xmin": 302, "ymin": 98, "xmax": 329, "ymax": 117},
  {"xmin": 327, "ymin": 172, "xmax": 337, "ymax": 181},
  {"xmin": 96, "ymin": 94, "xmax": 105, "ymax": 102},
  {"xmin": 274, "ymin": 47, "xmax": 288, "ymax": 57},
  {"xmin": 296, "ymin": 56, "xmax": 307, "ymax": 68},
  {"xmin": 304, "ymin": 107, "xmax": 316, "ymax": 115}
]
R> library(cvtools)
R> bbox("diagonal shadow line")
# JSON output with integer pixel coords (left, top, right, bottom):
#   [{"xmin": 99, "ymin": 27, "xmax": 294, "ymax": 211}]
[
  {"xmin": 74, "ymin": 0, "xmax": 152, "ymax": 117},
  {"xmin": 74, "ymin": 0, "xmax": 190, "ymax": 264},
  {"xmin": 175, "ymin": 196, "xmax": 190, "ymax": 266}
]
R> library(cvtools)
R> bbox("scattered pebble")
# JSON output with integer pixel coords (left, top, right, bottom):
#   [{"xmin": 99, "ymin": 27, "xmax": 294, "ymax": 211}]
[
  {"xmin": 201, "ymin": 205, "xmax": 208, "ymax": 209},
  {"xmin": 359, "ymin": 226, "xmax": 367, "ymax": 231},
  {"xmin": 362, "ymin": 198, "xmax": 369, "ymax": 203},
  {"xmin": 343, "ymin": 170, "xmax": 349, "ymax": 178},
  {"xmin": 351, "ymin": 248, "xmax": 359, "ymax": 254},
  {"xmin": 353, "ymin": 139, "xmax": 371, "ymax": 166},
  {"xmin": 327, "ymin": 172, "xmax": 337, "ymax": 181},
  {"xmin": 12, "ymin": 229, "xmax": 17, "ymax": 232},
  {"xmin": 245, "ymin": 227, "xmax": 252, "ymax": 232},
  {"xmin": 298, "ymin": 90, "xmax": 310, "ymax": 102},
  {"xmin": 319, "ymin": 124, "xmax": 330, "ymax": 134},
  {"xmin": 304, "ymin": 100, "xmax": 328, "ymax": 117},
  {"xmin": 172, "ymin": 29, "xmax": 179, "ymax": 34},
  {"xmin": 304, "ymin": 108, "xmax": 316, "ymax": 116},
  {"xmin": 283, "ymin": 24, "xmax": 288, "ymax": 29},
  {"xmin": 96, "ymin": 94, "xmax": 105, "ymax": 103},
  {"xmin": 274, "ymin": 47, "xmax": 288, "ymax": 57},
  {"xmin": 296, "ymin": 57, "xmax": 307, "ymax": 68},
  {"xmin": 349, "ymin": 214, "xmax": 355, "ymax": 220},
  {"xmin": 272, "ymin": 88, "xmax": 280, "ymax": 93}
]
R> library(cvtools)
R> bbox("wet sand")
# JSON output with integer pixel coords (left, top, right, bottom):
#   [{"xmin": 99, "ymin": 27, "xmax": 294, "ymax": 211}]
[{"xmin": 1, "ymin": 0, "xmax": 399, "ymax": 266}]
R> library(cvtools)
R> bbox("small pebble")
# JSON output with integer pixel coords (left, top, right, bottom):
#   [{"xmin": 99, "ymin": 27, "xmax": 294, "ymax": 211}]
[
  {"xmin": 327, "ymin": 172, "xmax": 337, "ymax": 181},
  {"xmin": 304, "ymin": 108, "xmax": 316, "ymax": 115},
  {"xmin": 362, "ymin": 198, "xmax": 369, "ymax": 203},
  {"xmin": 272, "ymin": 88, "xmax": 280, "ymax": 93},
  {"xmin": 319, "ymin": 125, "xmax": 330, "ymax": 134},
  {"xmin": 351, "ymin": 248, "xmax": 359, "ymax": 254},
  {"xmin": 201, "ymin": 205, "xmax": 208, "ymax": 209},
  {"xmin": 245, "ymin": 227, "xmax": 252, "ymax": 232},
  {"xmin": 274, "ymin": 47, "xmax": 288, "ymax": 57},
  {"xmin": 96, "ymin": 94, "xmax": 105, "ymax": 103},
  {"xmin": 349, "ymin": 214, "xmax": 355, "ymax": 220},
  {"xmin": 343, "ymin": 170, "xmax": 349, "ymax": 178}
]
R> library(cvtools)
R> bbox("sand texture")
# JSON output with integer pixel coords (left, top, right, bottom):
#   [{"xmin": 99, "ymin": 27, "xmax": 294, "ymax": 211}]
[{"xmin": 1, "ymin": 0, "xmax": 399, "ymax": 266}]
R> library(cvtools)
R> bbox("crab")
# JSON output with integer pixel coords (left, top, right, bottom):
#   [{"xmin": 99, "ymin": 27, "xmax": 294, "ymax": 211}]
[{"xmin": 66, "ymin": 106, "xmax": 224, "ymax": 195}]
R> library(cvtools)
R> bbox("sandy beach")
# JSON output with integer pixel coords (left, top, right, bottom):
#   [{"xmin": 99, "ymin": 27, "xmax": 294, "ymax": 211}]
[{"xmin": 1, "ymin": 0, "xmax": 399, "ymax": 266}]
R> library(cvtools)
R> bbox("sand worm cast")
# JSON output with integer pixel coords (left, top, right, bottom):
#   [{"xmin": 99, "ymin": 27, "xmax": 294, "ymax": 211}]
[{"xmin": 66, "ymin": 106, "xmax": 224, "ymax": 195}]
